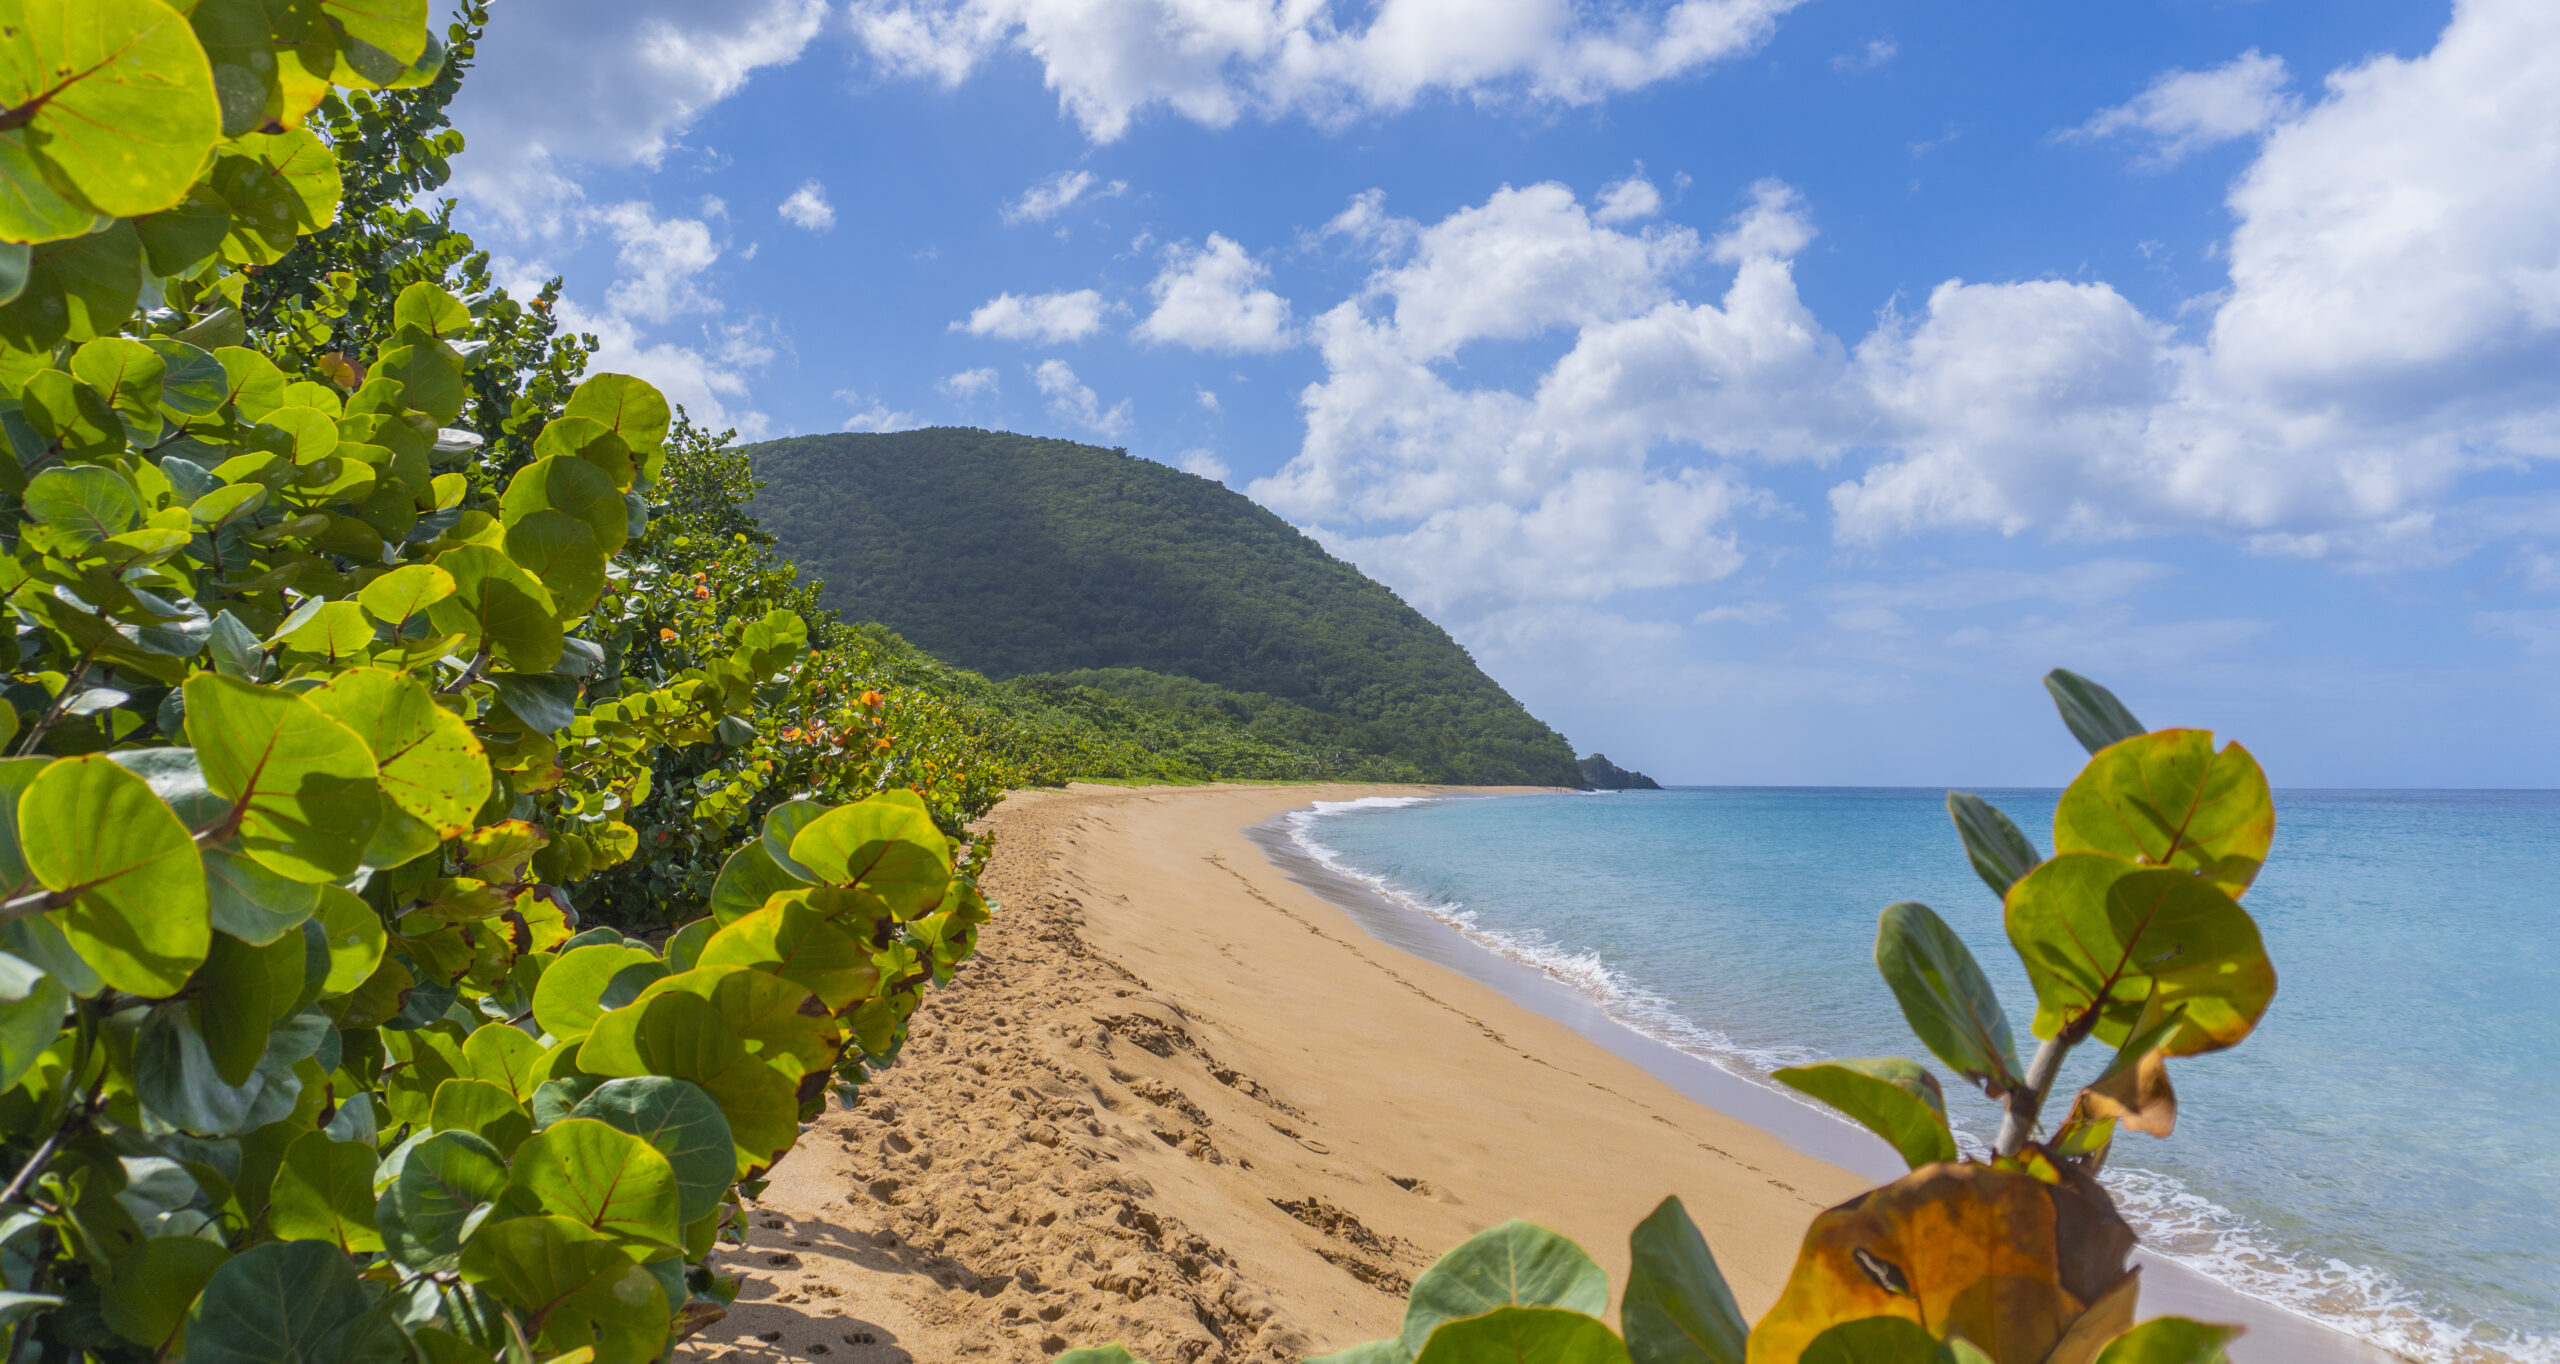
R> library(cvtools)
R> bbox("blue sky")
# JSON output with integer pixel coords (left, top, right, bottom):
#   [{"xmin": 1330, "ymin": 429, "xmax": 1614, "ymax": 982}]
[{"xmin": 444, "ymin": 0, "xmax": 2560, "ymax": 787}]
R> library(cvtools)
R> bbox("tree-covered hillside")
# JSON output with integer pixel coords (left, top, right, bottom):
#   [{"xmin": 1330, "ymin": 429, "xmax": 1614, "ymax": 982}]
[{"xmin": 748, "ymin": 429, "xmax": 1584, "ymax": 785}]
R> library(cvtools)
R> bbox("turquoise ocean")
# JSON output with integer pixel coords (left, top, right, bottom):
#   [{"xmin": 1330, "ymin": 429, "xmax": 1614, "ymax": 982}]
[{"xmin": 1282, "ymin": 789, "xmax": 2559, "ymax": 1364}]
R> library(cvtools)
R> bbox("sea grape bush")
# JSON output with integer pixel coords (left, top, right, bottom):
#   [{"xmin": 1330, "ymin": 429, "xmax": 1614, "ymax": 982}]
[
  {"xmin": 0, "ymin": 3, "xmax": 994, "ymax": 1361},
  {"xmin": 1077, "ymin": 671, "xmax": 2268, "ymax": 1364}
]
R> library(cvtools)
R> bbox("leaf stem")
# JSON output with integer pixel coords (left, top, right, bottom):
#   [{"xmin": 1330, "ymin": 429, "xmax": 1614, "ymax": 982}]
[
  {"xmin": 1995, "ymin": 1016, "xmax": 2095, "ymax": 1156},
  {"xmin": 12, "ymin": 646, "xmax": 99, "ymax": 758}
]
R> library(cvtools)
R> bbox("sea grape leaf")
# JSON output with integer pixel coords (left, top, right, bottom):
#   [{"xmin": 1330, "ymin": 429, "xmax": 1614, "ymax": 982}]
[
  {"xmin": 2044, "ymin": 670, "xmax": 2145, "ymax": 757},
  {"xmin": 356, "ymin": 562, "xmax": 455, "ymax": 628},
  {"xmin": 192, "ymin": 929, "xmax": 304, "ymax": 1085},
  {"xmin": 458, "ymin": 1214, "xmax": 671, "ymax": 1364},
  {"xmin": 1401, "ymin": 1220, "xmax": 1611, "ymax": 1361},
  {"xmin": 1799, "ymin": 1318, "xmax": 1945, "ymax": 1364},
  {"xmin": 1874, "ymin": 902, "xmax": 2022, "ymax": 1097},
  {"xmin": 0, "ymin": 950, "xmax": 69, "ymax": 1095},
  {"xmin": 23, "ymin": 465, "xmax": 140, "ymax": 550},
  {"xmin": 201, "ymin": 845, "xmax": 321, "ymax": 945},
  {"xmin": 2004, "ymin": 855, "xmax": 2275, "ymax": 1056},
  {"xmin": 375, "ymin": 1129, "xmax": 507, "ymax": 1272},
  {"xmin": 564, "ymin": 372, "xmax": 671, "ymax": 453},
  {"xmin": 391, "ymin": 280, "xmax": 468, "ymax": 337},
  {"xmin": 266, "ymin": 1130, "xmax": 382, "ymax": 1251},
  {"xmin": 307, "ymin": 666, "xmax": 488, "ymax": 835},
  {"xmin": 425, "ymin": 543, "xmax": 563, "ymax": 673},
  {"xmin": 507, "ymin": 1116, "xmax": 681, "ymax": 1249},
  {"xmin": 1772, "ymin": 1059, "xmax": 1959, "ymax": 1171},
  {"xmin": 1054, "ymin": 1350, "xmax": 1147, "ymax": 1364},
  {"xmin": 19, "ymin": 754, "xmax": 208, "ymax": 995},
  {"xmin": 1947, "ymin": 793, "xmax": 2039, "ymax": 898},
  {"xmin": 99, "ymin": 1234, "xmax": 228, "ymax": 1352},
  {"xmin": 312, "ymin": 884, "xmax": 385, "ymax": 994},
  {"xmin": 570, "ymin": 1077, "xmax": 737, "ymax": 1225},
  {"xmin": 1305, "ymin": 1343, "xmax": 1409, "ymax": 1364},
  {"xmin": 529, "ymin": 942, "xmax": 657, "ymax": 1039},
  {"xmin": 1415, "ymin": 1307, "xmax": 1631, "ymax": 1364},
  {"xmin": 759, "ymin": 798, "xmax": 829, "ymax": 881},
  {"xmin": 500, "ymin": 453, "xmax": 626, "ymax": 552},
  {"xmin": 2088, "ymin": 1317, "xmax": 2240, "ymax": 1364},
  {"xmin": 0, "ymin": 0, "xmax": 223, "ymax": 225},
  {"xmin": 708, "ymin": 837, "xmax": 811, "ymax": 925},
  {"xmin": 2051, "ymin": 730, "xmax": 2273, "ymax": 896},
  {"xmin": 697, "ymin": 901, "xmax": 878, "ymax": 1010},
  {"xmin": 429, "ymin": 1076, "xmax": 530, "ymax": 1155},
  {"xmin": 501, "ymin": 509, "xmax": 606, "ymax": 618},
  {"xmin": 185, "ymin": 673, "xmax": 382, "ymax": 882},
  {"xmin": 1745, "ymin": 1161, "xmax": 2135, "ymax": 1364},
  {"xmin": 0, "ymin": 222, "xmax": 144, "ymax": 347},
  {"xmin": 184, "ymin": 1238, "xmax": 409, "ymax": 1364},
  {"xmin": 1622, "ymin": 1196, "xmax": 1747, "ymax": 1364},
  {"xmin": 788, "ymin": 791, "xmax": 952, "ymax": 918},
  {"xmin": 462, "ymin": 1022, "xmax": 545, "ymax": 1101}
]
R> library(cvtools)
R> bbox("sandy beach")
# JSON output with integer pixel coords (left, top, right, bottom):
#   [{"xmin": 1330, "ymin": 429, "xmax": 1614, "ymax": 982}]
[{"xmin": 683, "ymin": 783, "xmax": 2402, "ymax": 1364}]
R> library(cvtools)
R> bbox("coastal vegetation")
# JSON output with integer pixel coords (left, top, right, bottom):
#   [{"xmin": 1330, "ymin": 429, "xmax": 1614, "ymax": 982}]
[
  {"xmin": 1074, "ymin": 672, "xmax": 2269, "ymax": 1364},
  {"xmin": 746, "ymin": 429, "xmax": 1589, "ymax": 787},
  {"xmin": 0, "ymin": 6, "xmax": 1006, "ymax": 1361}
]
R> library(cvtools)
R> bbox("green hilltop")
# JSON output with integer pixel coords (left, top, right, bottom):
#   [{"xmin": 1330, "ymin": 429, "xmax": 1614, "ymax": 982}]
[{"xmin": 745, "ymin": 428, "xmax": 1586, "ymax": 787}]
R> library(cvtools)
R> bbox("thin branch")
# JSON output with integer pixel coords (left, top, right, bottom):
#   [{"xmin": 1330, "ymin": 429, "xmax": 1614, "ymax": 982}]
[
  {"xmin": 12, "ymin": 647, "xmax": 98, "ymax": 758},
  {"xmin": 437, "ymin": 644, "xmax": 490, "ymax": 695}
]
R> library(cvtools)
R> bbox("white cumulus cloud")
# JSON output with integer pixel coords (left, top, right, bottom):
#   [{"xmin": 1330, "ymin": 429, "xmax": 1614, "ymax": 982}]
[
  {"xmin": 779, "ymin": 180, "xmax": 835, "ymax": 230},
  {"xmin": 940, "ymin": 367, "xmax": 1000, "ymax": 398},
  {"xmin": 1133, "ymin": 234, "xmax": 1295, "ymax": 352},
  {"xmin": 956, "ymin": 289, "xmax": 1110, "ymax": 342},
  {"xmin": 848, "ymin": 0, "xmax": 1808, "ymax": 142},
  {"xmin": 2065, "ymin": 49, "xmax": 2298, "ymax": 169},
  {"xmin": 1005, "ymin": 169, "xmax": 1128, "ymax": 223},
  {"xmin": 450, "ymin": 0, "xmax": 828, "ymax": 230},
  {"xmin": 1033, "ymin": 359, "xmax": 1132, "ymax": 437}
]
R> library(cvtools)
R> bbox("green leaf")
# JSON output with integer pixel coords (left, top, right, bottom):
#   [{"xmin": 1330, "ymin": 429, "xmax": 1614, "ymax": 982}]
[
  {"xmin": 425, "ymin": 543, "xmax": 563, "ymax": 673},
  {"xmin": 355, "ymin": 562, "xmax": 455, "ymax": 629},
  {"xmin": 2052, "ymin": 730, "xmax": 2274, "ymax": 896},
  {"xmin": 216, "ymin": 345, "xmax": 287, "ymax": 420},
  {"xmin": 192, "ymin": 929, "xmax": 305, "ymax": 1086},
  {"xmin": 462, "ymin": 1022, "xmax": 545, "ymax": 1101},
  {"xmin": 202, "ymin": 845, "xmax": 321, "ymax": 945},
  {"xmin": 1947, "ymin": 792, "xmax": 2039, "ymax": 898},
  {"xmin": 2044, "ymin": 669, "xmax": 2145, "ymax": 756},
  {"xmin": 530, "ymin": 942, "xmax": 658, "ymax": 1040},
  {"xmin": 20, "ymin": 753, "xmax": 208, "ymax": 994},
  {"xmin": 276, "ymin": 600, "xmax": 370, "ymax": 660},
  {"xmin": 101, "ymin": 1234, "xmax": 229, "ymax": 1351},
  {"xmin": 0, "ymin": 221, "xmax": 143, "ymax": 348},
  {"xmin": 664, "ymin": 916, "xmax": 715, "ymax": 973},
  {"xmin": 370, "ymin": 334, "xmax": 461, "ymax": 424},
  {"xmin": 2004, "ymin": 854, "xmax": 2276, "ymax": 1056},
  {"xmin": 758, "ymin": 799, "xmax": 828, "ymax": 880},
  {"xmin": 267, "ymin": 1130, "xmax": 382, "ymax": 1251},
  {"xmin": 1801, "ymin": 1318, "xmax": 1944, "ymax": 1364},
  {"xmin": 184, "ymin": 1237, "xmax": 410, "ymax": 1364},
  {"xmin": 708, "ymin": 837, "xmax": 811, "ymax": 925},
  {"xmin": 136, "ymin": 179, "xmax": 233, "ymax": 275},
  {"xmin": 610, "ymin": 991, "xmax": 798, "ymax": 1176},
  {"xmin": 0, "ymin": 0, "xmax": 223, "ymax": 224},
  {"xmin": 1771, "ymin": 1059, "xmax": 1958, "ymax": 1171},
  {"xmin": 501, "ymin": 508, "xmax": 606, "ymax": 617},
  {"xmin": 458, "ymin": 1214, "xmax": 671, "ymax": 1364},
  {"xmin": 184, "ymin": 673, "xmax": 383, "ymax": 882},
  {"xmin": 306, "ymin": 666, "xmax": 488, "ymax": 836},
  {"xmin": 376, "ymin": 1129, "xmax": 507, "ymax": 1272},
  {"xmin": 1307, "ymin": 1343, "xmax": 1410, "ymax": 1364},
  {"xmin": 1402, "ymin": 1220, "xmax": 1610, "ymax": 1361},
  {"xmin": 2089, "ymin": 1317, "xmax": 2242, "ymax": 1364},
  {"xmin": 563, "ymin": 373, "xmax": 671, "ymax": 453},
  {"xmin": 312, "ymin": 884, "xmax": 385, "ymax": 994},
  {"xmin": 430, "ymin": 1076, "xmax": 531, "ymax": 1155},
  {"xmin": 1621, "ymin": 1197, "xmax": 1745, "ymax": 1364},
  {"xmin": 23, "ymin": 464, "xmax": 139, "ymax": 549},
  {"xmin": 149, "ymin": 338, "xmax": 229, "ymax": 418},
  {"xmin": 212, "ymin": 129, "xmax": 340, "ymax": 261},
  {"xmin": 391, "ymin": 280, "xmax": 469, "ymax": 337},
  {"xmin": 1874, "ymin": 902, "xmax": 2022, "ymax": 1097},
  {"xmin": 570, "ymin": 1076, "xmax": 737, "ymax": 1225},
  {"xmin": 500, "ymin": 453, "xmax": 627, "ymax": 552},
  {"xmin": 508, "ymin": 1116, "xmax": 682, "ymax": 1248},
  {"xmin": 788, "ymin": 791, "xmax": 952, "ymax": 918},
  {"xmin": 69, "ymin": 336, "xmax": 164, "ymax": 433},
  {"xmin": 0, "ymin": 950, "xmax": 68, "ymax": 1094},
  {"xmin": 698, "ymin": 901, "xmax": 878, "ymax": 1010},
  {"xmin": 1056, "ymin": 1349, "xmax": 1147, "ymax": 1364},
  {"xmin": 1415, "ymin": 1307, "xmax": 1630, "ymax": 1364}
]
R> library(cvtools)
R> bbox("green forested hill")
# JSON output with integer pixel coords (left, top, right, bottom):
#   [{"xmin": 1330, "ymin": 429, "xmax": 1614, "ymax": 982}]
[{"xmin": 746, "ymin": 428, "xmax": 1584, "ymax": 785}]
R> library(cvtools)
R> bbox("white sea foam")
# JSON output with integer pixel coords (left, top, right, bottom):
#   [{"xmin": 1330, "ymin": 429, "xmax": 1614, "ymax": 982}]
[{"xmin": 1281, "ymin": 799, "xmax": 2559, "ymax": 1364}]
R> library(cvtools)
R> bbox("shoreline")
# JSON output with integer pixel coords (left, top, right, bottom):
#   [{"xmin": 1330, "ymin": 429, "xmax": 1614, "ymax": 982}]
[
  {"xmin": 1252, "ymin": 793, "xmax": 2407, "ymax": 1364},
  {"xmin": 684, "ymin": 783, "xmax": 2408, "ymax": 1364}
]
